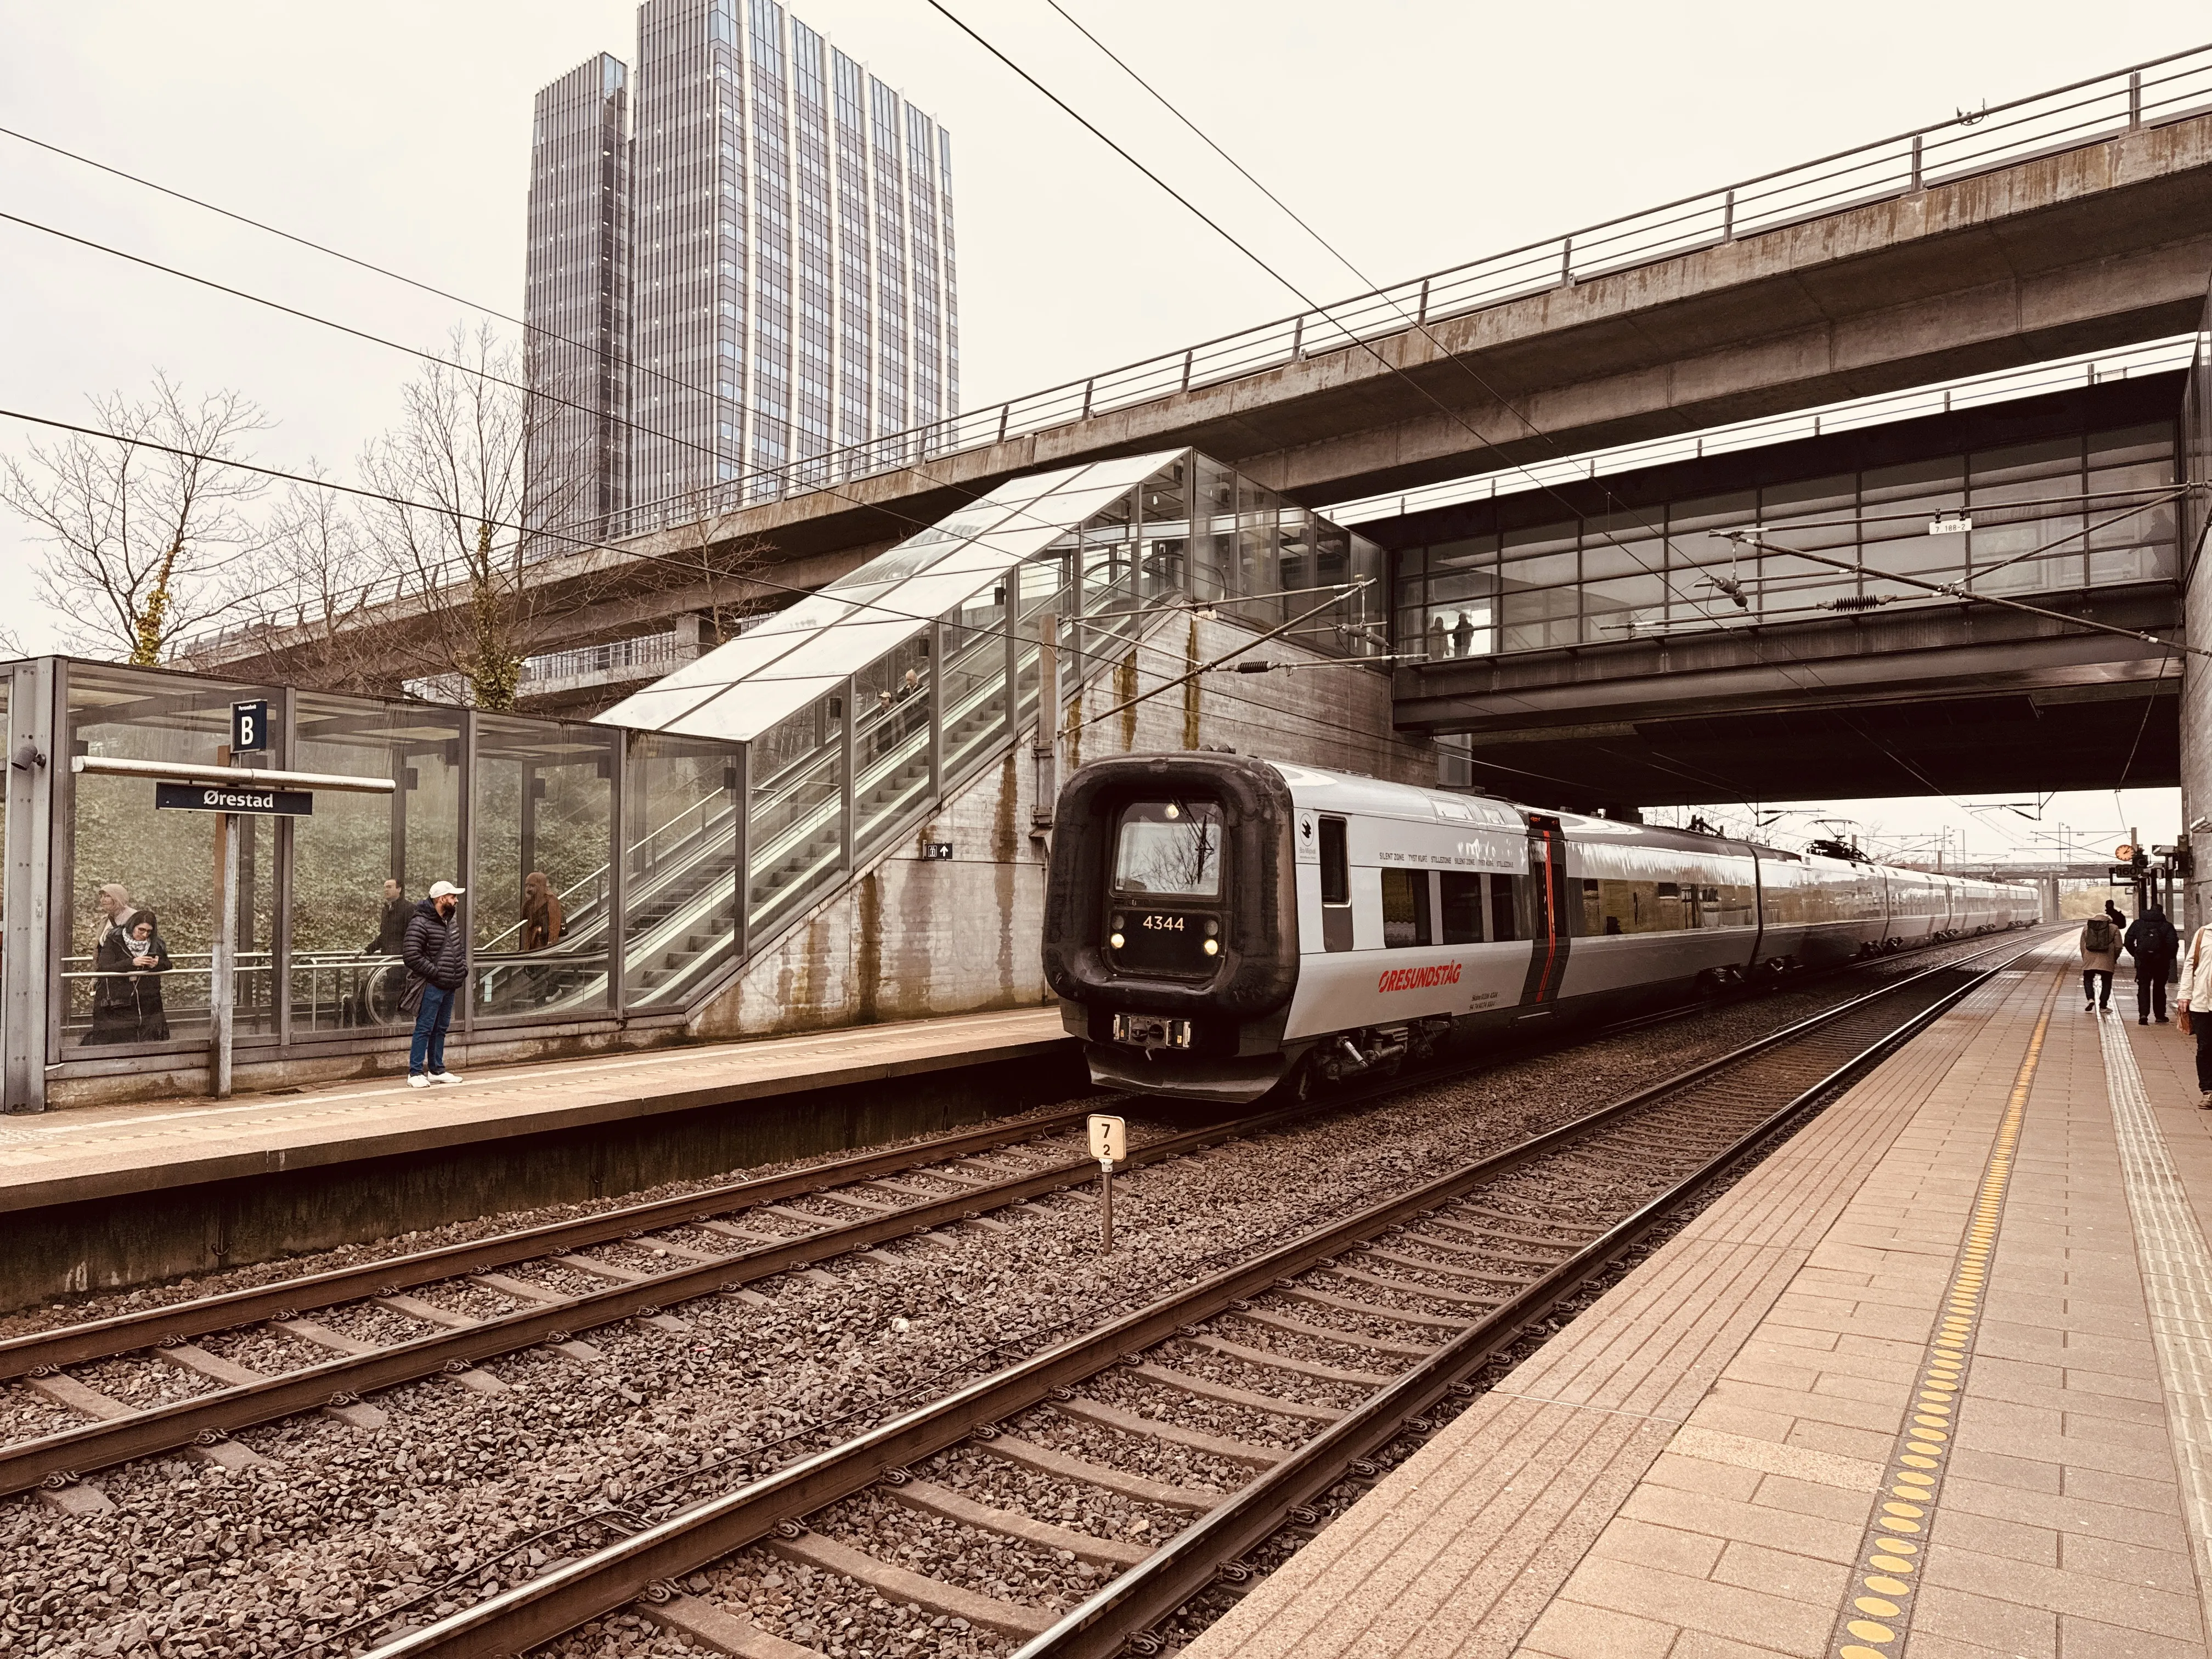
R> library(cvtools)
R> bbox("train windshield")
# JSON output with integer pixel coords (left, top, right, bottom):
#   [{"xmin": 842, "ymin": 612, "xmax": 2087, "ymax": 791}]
[{"xmin": 1113, "ymin": 801, "xmax": 1224, "ymax": 896}]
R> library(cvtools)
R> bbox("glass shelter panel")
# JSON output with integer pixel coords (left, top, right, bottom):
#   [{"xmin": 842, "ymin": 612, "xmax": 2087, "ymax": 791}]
[
  {"xmin": 625, "ymin": 733, "xmax": 742, "ymax": 1009},
  {"xmin": 472, "ymin": 715, "xmax": 616, "ymax": 1021},
  {"xmin": 64, "ymin": 665, "xmax": 280, "ymax": 1053},
  {"xmin": 747, "ymin": 691, "xmax": 846, "ymax": 946},
  {"xmin": 288, "ymin": 695, "xmax": 464, "ymax": 1039}
]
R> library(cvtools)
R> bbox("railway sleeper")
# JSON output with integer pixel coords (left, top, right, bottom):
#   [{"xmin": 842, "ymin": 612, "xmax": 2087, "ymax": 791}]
[
  {"xmin": 1268, "ymin": 1284, "xmax": 1478, "ymax": 1331},
  {"xmin": 1045, "ymin": 1395, "xmax": 1284, "ymax": 1469},
  {"xmin": 1357, "ymin": 1242, "xmax": 1557, "ymax": 1278},
  {"xmin": 766, "ymin": 1531, "xmax": 1051, "ymax": 1640},
  {"xmin": 877, "ymin": 1476, "xmax": 1154, "ymax": 1567},
  {"xmin": 1324, "ymin": 1263, "xmax": 1525, "ymax": 1304},
  {"xmin": 968, "ymin": 1431, "xmax": 1220, "ymax": 1513},
  {"xmin": 642, "ymin": 1592, "xmax": 814, "ymax": 1659},
  {"xmin": 1126, "ymin": 1361, "xmax": 1345, "ymax": 1426},
  {"xmin": 1231, "ymin": 1306, "xmax": 1441, "ymax": 1359},
  {"xmin": 1182, "ymin": 1334, "xmax": 1395, "ymax": 1388}
]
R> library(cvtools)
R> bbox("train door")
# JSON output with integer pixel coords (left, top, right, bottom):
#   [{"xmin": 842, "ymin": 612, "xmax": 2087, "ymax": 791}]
[
  {"xmin": 1519, "ymin": 814, "xmax": 1571, "ymax": 1005},
  {"xmin": 1319, "ymin": 816, "xmax": 1353, "ymax": 952}
]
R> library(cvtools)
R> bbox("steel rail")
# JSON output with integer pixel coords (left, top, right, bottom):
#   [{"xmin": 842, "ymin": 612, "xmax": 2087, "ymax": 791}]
[
  {"xmin": 3, "ymin": 923, "xmax": 2018, "ymax": 1385},
  {"xmin": 0, "ymin": 1107, "xmax": 1103, "ymax": 1383},
  {"xmin": 353, "ymin": 937, "xmax": 2037, "ymax": 1658},
  {"xmin": 1012, "ymin": 943, "xmax": 2041, "ymax": 1657}
]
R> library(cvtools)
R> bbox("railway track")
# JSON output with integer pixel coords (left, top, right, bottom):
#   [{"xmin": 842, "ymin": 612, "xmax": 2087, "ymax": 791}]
[
  {"xmin": 344, "ymin": 933, "xmax": 2043, "ymax": 1659},
  {"xmin": 2, "ymin": 928, "xmax": 2037, "ymax": 1520}
]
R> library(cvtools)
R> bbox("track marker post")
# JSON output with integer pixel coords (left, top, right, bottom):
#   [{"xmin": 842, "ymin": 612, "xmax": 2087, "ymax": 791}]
[{"xmin": 1088, "ymin": 1114, "xmax": 1126, "ymax": 1251}]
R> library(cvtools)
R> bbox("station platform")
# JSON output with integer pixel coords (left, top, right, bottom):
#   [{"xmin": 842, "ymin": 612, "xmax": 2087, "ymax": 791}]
[
  {"xmin": 0, "ymin": 1006, "xmax": 1076, "ymax": 1311},
  {"xmin": 1188, "ymin": 937, "xmax": 2212, "ymax": 1659},
  {"xmin": 0, "ymin": 1005, "xmax": 1070, "ymax": 1214}
]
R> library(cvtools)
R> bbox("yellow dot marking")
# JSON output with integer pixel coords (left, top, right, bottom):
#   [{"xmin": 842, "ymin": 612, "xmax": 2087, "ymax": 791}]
[
  {"xmin": 1882, "ymin": 1502, "xmax": 1925, "ymax": 1518},
  {"xmin": 1847, "ymin": 1620, "xmax": 1897, "ymax": 1643},
  {"xmin": 1917, "ymin": 1403, "xmax": 1952, "ymax": 1416},
  {"xmin": 1895, "ymin": 1472, "xmax": 1934, "ymax": 1486},
  {"xmin": 1901, "ymin": 1453, "xmax": 1939, "ymax": 1468},
  {"xmin": 1871, "ymin": 1556, "xmax": 1915, "ymax": 1575},
  {"xmin": 1864, "ymin": 1575, "xmax": 1911, "ymax": 1595},
  {"xmin": 1876, "ymin": 1539, "xmax": 1918, "ymax": 1555},
  {"xmin": 1841, "ymin": 1649, "xmax": 1889, "ymax": 1659},
  {"xmin": 1855, "ymin": 1597, "xmax": 1903, "ymax": 1618}
]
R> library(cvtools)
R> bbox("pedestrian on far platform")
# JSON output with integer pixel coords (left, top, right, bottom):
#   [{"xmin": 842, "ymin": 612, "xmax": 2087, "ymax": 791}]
[
  {"xmin": 402, "ymin": 879, "xmax": 469, "ymax": 1088},
  {"xmin": 2125, "ymin": 904, "xmax": 2179, "ymax": 1027},
  {"xmin": 2079, "ymin": 909, "xmax": 2121, "ymax": 1013},
  {"xmin": 2177, "ymin": 917, "xmax": 2212, "ymax": 1109}
]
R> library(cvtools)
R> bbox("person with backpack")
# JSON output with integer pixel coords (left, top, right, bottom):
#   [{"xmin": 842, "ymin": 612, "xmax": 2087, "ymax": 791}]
[
  {"xmin": 2179, "ymin": 919, "xmax": 2212, "ymax": 1109},
  {"xmin": 2080, "ymin": 908, "xmax": 2121, "ymax": 1012},
  {"xmin": 2124, "ymin": 904, "xmax": 2179, "ymax": 1026}
]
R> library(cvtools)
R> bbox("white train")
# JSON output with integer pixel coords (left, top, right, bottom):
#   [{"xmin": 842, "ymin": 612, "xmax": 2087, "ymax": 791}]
[{"xmin": 1041, "ymin": 754, "xmax": 2036, "ymax": 1104}]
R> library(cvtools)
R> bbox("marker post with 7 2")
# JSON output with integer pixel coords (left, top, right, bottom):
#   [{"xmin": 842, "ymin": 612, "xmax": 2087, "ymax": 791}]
[{"xmin": 1088, "ymin": 1113, "xmax": 1126, "ymax": 1251}]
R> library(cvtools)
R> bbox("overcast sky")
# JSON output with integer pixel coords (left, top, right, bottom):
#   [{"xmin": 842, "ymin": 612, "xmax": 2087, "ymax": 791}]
[{"xmin": 0, "ymin": 1, "xmax": 2203, "ymax": 859}]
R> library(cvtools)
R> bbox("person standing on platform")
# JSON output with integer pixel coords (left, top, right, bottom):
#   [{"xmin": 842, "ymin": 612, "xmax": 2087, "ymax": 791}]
[
  {"xmin": 2080, "ymin": 908, "xmax": 2121, "ymax": 1013},
  {"xmin": 402, "ymin": 879, "xmax": 469, "ymax": 1088},
  {"xmin": 2125, "ymin": 903, "xmax": 2179, "ymax": 1026},
  {"xmin": 2177, "ymin": 918, "xmax": 2212, "ymax": 1108}
]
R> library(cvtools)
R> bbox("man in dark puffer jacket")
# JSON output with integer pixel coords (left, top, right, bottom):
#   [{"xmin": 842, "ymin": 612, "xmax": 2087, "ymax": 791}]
[{"xmin": 402, "ymin": 879, "xmax": 470, "ymax": 1086}]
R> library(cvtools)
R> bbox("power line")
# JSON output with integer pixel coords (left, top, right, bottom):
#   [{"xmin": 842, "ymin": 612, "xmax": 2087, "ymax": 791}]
[{"xmin": 0, "ymin": 400, "xmax": 1420, "ymax": 756}]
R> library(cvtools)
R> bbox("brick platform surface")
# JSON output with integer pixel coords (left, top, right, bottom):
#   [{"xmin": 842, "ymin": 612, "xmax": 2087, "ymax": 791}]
[
  {"xmin": 1184, "ymin": 939, "xmax": 2212, "ymax": 1659},
  {"xmin": 0, "ymin": 1005, "xmax": 1070, "ymax": 1213}
]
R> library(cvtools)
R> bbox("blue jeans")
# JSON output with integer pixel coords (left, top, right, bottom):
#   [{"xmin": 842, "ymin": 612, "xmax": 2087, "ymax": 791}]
[{"xmin": 409, "ymin": 983, "xmax": 456, "ymax": 1075}]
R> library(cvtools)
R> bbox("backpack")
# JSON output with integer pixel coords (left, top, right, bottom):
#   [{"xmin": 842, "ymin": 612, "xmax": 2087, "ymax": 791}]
[{"xmin": 2084, "ymin": 917, "xmax": 2114, "ymax": 954}]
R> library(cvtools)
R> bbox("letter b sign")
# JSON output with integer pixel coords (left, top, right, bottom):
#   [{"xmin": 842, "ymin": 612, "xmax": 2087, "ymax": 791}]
[{"xmin": 232, "ymin": 700, "xmax": 269, "ymax": 754}]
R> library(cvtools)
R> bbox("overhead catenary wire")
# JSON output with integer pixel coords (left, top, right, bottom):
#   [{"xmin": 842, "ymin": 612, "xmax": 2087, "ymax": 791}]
[
  {"xmin": 930, "ymin": 0, "xmax": 1947, "ymax": 807},
  {"xmin": 0, "ymin": 403, "xmax": 1425, "ymax": 759}
]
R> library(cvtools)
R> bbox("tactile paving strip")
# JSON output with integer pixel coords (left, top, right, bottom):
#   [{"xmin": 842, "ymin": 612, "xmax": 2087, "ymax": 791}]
[{"xmin": 1822, "ymin": 984, "xmax": 2055, "ymax": 1659}]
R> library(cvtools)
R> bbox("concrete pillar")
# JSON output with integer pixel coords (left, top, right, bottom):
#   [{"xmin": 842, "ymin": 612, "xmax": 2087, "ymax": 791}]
[{"xmin": 2038, "ymin": 875, "xmax": 2062, "ymax": 924}]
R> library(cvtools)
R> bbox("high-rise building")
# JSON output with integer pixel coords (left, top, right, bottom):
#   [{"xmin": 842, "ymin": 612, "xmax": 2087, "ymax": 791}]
[
  {"xmin": 526, "ymin": 1, "xmax": 958, "ymax": 533},
  {"xmin": 524, "ymin": 53, "xmax": 631, "ymax": 533}
]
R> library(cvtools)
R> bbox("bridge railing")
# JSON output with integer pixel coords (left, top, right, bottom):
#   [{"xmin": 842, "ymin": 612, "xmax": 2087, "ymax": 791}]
[
  {"xmin": 176, "ymin": 44, "xmax": 2212, "ymax": 665},
  {"xmin": 591, "ymin": 44, "xmax": 2212, "ymax": 539}
]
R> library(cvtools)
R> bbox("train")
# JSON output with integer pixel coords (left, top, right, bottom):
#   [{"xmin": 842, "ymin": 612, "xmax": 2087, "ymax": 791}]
[{"xmin": 1040, "ymin": 753, "xmax": 2036, "ymax": 1105}]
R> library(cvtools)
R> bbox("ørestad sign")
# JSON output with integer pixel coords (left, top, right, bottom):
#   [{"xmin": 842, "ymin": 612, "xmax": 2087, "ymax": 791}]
[{"xmin": 154, "ymin": 781, "xmax": 315, "ymax": 817}]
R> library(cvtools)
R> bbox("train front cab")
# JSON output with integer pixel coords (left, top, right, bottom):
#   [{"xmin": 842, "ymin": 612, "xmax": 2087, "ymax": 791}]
[{"xmin": 1041, "ymin": 754, "xmax": 1301, "ymax": 1104}]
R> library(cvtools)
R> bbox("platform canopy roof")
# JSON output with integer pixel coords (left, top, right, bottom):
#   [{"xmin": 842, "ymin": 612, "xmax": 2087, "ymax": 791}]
[{"xmin": 597, "ymin": 449, "xmax": 1180, "ymax": 742}]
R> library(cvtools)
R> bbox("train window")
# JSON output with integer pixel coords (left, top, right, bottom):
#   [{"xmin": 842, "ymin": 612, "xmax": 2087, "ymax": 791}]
[
  {"xmin": 1489, "ymin": 873, "xmax": 1517, "ymax": 941},
  {"xmin": 1381, "ymin": 870, "xmax": 1432, "ymax": 947},
  {"xmin": 1113, "ymin": 801, "xmax": 1223, "ymax": 896},
  {"xmin": 1319, "ymin": 817, "xmax": 1349, "ymax": 905},
  {"xmin": 1440, "ymin": 872, "xmax": 1485, "ymax": 943}
]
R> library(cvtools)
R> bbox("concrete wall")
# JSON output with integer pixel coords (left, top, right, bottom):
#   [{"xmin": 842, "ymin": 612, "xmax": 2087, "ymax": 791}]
[{"xmin": 690, "ymin": 612, "xmax": 1438, "ymax": 1040}]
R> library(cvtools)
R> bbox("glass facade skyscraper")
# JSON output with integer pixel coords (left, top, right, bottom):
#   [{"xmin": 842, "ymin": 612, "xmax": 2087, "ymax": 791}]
[
  {"xmin": 525, "ymin": 54, "xmax": 632, "ymax": 531},
  {"xmin": 527, "ymin": 1, "xmax": 958, "ymax": 533}
]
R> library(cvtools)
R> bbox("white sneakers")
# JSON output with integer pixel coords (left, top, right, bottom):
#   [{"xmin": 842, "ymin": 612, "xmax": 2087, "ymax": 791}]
[
  {"xmin": 408, "ymin": 1074, "xmax": 431, "ymax": 1088},
  {"xmin": 430, "ymin": 1070, "xmax": 464, "ymax": 1085},
  {"xmin": 408, "ymin": 1071, "xmax": 463, "ymax": 1087}
]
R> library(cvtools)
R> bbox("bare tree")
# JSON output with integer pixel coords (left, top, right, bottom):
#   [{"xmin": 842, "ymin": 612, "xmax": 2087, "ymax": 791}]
[
  {"xmin": 189, "ymin": 467, "xmax": 390, "ymax": 695},
  {"xmin": 0, "ymin": 375, "xmax": 270, "ymax": 662},
  {"xmin": 354, "ymin": 324, "xmax": 593, "ymax": 710}
]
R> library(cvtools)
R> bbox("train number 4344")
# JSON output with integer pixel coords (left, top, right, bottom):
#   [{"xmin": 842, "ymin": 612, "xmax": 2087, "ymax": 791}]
[{"xmin": 1141, "ymin": 915, "xmax": 1186, "ymax": 930}]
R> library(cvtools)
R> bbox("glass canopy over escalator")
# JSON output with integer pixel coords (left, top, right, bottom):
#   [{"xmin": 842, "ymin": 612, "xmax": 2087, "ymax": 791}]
[{"xmin": 0, "ymin": 449, "xmax": 1384, "ymax": 1107}]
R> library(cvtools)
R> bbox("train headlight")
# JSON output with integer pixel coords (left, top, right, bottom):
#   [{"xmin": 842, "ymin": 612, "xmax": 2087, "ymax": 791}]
[
  {"xmin": 1203, "ymin": 938, "xmax": 1220, "ymax": 956},
  {"xmin": 1109, "ymin": 931, "xmax": 1125, "ymax": 949}
]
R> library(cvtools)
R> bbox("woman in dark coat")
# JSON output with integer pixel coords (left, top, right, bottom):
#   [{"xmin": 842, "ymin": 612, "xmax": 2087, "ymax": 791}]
[
  {"xmin": 83, "ymin": 883, "xmax": 144, "ymax": 1045},
  {"xmin": 122, "ymin": 908, "xmax": 172, "ymax": 1042},
  {"xmin": 520, "ymin": 871, "xmax": 563, "ymax": 952}
]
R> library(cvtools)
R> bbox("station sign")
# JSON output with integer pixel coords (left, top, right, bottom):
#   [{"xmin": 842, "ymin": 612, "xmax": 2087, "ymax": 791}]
[
  {"xmin": 232, "ymin": 699, "xmax": 270, "ymax": 754},
  {"xmin": 154, "ymin": 780, "xmax": 314, "ymax": 817}
]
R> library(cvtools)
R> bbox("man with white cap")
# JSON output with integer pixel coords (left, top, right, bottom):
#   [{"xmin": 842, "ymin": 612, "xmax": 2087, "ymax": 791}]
[{"xmin": 402, "ymin": 879, "xmax": 470, "ymax": 1087}]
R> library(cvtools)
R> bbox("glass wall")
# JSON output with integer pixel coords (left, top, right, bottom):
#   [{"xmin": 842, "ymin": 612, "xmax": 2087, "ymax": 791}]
[
  {"xmin": 473, "ymin": 715, "xmax": 616, "ymax": 1020},
  {"xmin": 1395, "ymin": 423, "xmax": 2180, "ymax": 656},
  {"xmin": 624, "ymin": 734, "xmax": 741, "ymax": 1008},
  {"xmin": 63, "ymin": 666, "xmax": 281, "ymax": 1052},
  {"xmin": 289, "ymin": 695, "xmax": 464, "ymax": 1039}
]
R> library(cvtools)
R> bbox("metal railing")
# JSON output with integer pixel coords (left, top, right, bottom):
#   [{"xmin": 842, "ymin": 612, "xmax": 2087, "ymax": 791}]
[
  {"xmin": 590, "ymin": 44, "xmax": 2212, "ymax": 539},
  {"xmin": 1333, "ymin": 338, "xmax": 2203, "ymax": 525},
  {"xmin": 171, "ymin": 45, "xmax": 2212, "ymax": 667}
]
